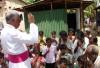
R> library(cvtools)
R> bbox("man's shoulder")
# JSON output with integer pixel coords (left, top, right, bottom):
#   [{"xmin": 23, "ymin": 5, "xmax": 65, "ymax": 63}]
[
  {"xmin": 1, "ymin": 27, "xmax": 18, "ymax": 37},
  {"xmin": 1, "ymin": 28, "xmax": 7, "ymax": 35}
]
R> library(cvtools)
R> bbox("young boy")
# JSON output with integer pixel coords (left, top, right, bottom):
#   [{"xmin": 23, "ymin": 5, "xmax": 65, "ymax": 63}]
[
  {"xmin": 42, "ymin": 38, "xmax": 57, "ymax": 68},
  {"xmin": 58, "ymin": 44, "xmax": 73, "ymax": 68},
  {"xmin": 51, "ymin": 31, "xmax": 59, "ymax": 44}
]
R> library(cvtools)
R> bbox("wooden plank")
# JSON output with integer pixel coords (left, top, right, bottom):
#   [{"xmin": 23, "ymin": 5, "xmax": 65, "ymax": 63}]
[{"xmin": 22, "ymin": 0, "xmax": 93, "ymax": 11}]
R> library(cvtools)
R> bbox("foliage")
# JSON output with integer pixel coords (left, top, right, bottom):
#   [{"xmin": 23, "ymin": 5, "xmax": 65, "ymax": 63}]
[
  {"xmin": 23, "ymin": 0, "xmax": 36, "ymax": 4},
  {"xmin": 24, "ymin": 0, "xmax": 98, "ymax": 18},
  {"xmin": 84, "ymin": 0, "xmax": 98, "ymax": 18}
]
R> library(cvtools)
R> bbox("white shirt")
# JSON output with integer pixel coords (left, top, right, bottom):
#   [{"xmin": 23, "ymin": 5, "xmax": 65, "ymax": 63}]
[
  {"xmin": 42, "ymin": 44, "xmax": 57, "ymax": 63},
  {"xmin": 67, "ymin": 39, "xmax": 73, "ymax": 51},
  {"xmin": 1, "ymin": 23, "xmax": 38, "ymax": 55},
  {"xmin": 97, "ymin": 36, "xmax": 100, "ymax": 46},
  {"xmin": 83, "ymin": 37, "xmax": 89, "ymax": 49},
  {"xmin": 72, "ymin": 39, "xmax": 83, "ymax": 60},
  {"xmin": 60, "ymin": 39, "xmax": 73, "ymax": 52}
]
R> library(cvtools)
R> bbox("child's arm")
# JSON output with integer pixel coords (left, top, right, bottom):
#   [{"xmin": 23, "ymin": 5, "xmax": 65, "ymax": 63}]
[
  {"xmin": 56, "ymin": 50, "xmax": 61, "ymax": 63},
  {"xmin": 31, "ymin": 54, "xmax": 39, "ymax": 65},
  {"xmin": 43, "ymin": 49, "xmax": 50, "ymax": 57}
]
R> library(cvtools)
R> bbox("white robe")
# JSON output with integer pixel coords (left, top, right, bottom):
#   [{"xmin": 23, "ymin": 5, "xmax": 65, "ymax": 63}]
[
  {"xmin": 94, "ymin": 56, "xmax": 100, "ymax": 68},
  {"xmin": 1, "ymin": 23, "xmax": 38, "ymax": 68}
]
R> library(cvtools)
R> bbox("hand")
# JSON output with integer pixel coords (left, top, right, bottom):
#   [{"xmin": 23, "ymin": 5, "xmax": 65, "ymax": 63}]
[{"xmin": 28, "ymin": 13, "xmax": 35, "ymax": 23}]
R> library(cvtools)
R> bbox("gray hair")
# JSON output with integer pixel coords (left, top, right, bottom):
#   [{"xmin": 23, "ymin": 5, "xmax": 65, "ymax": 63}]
[{"xmin": 5, "ymin": 10, "xmax": 20, "ymax": 24}]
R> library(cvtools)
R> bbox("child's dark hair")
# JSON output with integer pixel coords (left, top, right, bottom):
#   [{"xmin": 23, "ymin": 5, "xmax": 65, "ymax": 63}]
[
  {"xmin": 46, "ymin": 37, "xmax": 52, "ymax": 42},
  {"xmin": 59, "ymin": 31, "xmax": 67, "ymax": 37},
  {"xmin": 68, "ymin": 28, "xmax": 75, "ymax": 35},
  {"xmin": 92, "ymin": 37, "xmax": 98, "ymax": 45},
  {"xmin": 76, "ymin": 30, "xmax": 84, "ymax": 44},
  {"xmin": 39, "ymin": 31, "xmax": 44, "ymax": 35},
  {"xmin": 76, "ymin": 30, "xmax": 84, "ymax": 39},
  {"xmin": 51, "ymin": 31, "xmax": 56, "ymax": 34},
  {"xmin": 58, "ymin": 44, "xmax": 66, "ymax": 50}
]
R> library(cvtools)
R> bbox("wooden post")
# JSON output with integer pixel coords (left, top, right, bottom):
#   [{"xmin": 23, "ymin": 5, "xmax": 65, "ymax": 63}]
[
  {"xmin": 80, "ymin": 0, "xmax": 84, "ymax": 31},
  {"xmin": 51, "ymin": 0, "xmax": 53, "ymax": 10}
]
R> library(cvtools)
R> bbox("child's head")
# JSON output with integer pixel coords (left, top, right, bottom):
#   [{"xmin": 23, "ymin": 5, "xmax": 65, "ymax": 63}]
[
  {"xmin": 39, "ymin": 31, "xmax": 44, "ymax": 37},
  {"xmin": 59, "ymin": 44, "xmax": 66, "ymax": 54},
  {"xmin": 75, "ymin": 30, "xmax": 84, "ymax": 39},
  {"xmin": 68, "ymin": 28, "xmax": 75, "ymax": 36},
  {"xmin": 46, "ymin": 37, "xmax": 52, "ymax": 47},
  {"xmin": 60, "ymin": 58, "xmax": 67, "ymax": 68},
  {"xmin": 84, "ymin": 30, "xmax": 90, "ymax": 37},
  {"xmin": 59, "ymin": 31, "xmax": 67, "ymax": 40},
  {"xmin": 51, "ymin": 31, "xmax": 56, "ymax": 38},
  {"xmin": 90, "ymin": 36, "xmax": 98, "ymax": 45}
]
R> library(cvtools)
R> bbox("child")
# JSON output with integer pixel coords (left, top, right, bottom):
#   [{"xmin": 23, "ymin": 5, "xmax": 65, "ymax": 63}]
[
  {"xmin": 68, "ymin": 28, "xmax": 75, "ymax": 42},
  {"xmin": 31, "ymin": 43, "xmax": 45, "ymax": 68},
  {"xmin": 51, "ymin": 31, "xmax": 59, "ymax": 44},
  {"xmin": 42, "ymin": 37, "xmax": 57, "ymax": 68},
  {"xmin": 31, "ymin": 52, "xmax": 45, "ymax": 68},
  {"xmin": 57, "ymin": 44, "xmax": 73, "ymax": 68}
]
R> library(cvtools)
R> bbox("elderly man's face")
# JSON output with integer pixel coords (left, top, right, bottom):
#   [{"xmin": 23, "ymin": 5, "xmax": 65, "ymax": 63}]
[{"xmin": 13, "ymin": 16, "xmax": 21, "ymax": 28}]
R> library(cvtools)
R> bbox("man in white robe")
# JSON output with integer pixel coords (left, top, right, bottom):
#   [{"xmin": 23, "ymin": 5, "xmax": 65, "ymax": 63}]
[{"xmin": 1, "ymin": 10, "xmax": 38, "ymax": 68}]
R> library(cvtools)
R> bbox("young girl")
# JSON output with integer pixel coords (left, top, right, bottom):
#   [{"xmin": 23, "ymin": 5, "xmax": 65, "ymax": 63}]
[{"xmin": 31, "ymin": 43, "xmax": 45, "ymax": 68}]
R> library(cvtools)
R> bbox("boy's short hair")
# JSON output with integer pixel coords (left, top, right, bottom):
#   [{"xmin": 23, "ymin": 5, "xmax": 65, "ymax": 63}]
[
  {"xmin": 68, "ymin": 28, "xmax": 74, "ymax": 33},
  {"xmin": 92, "ymin": 37, "xmax": 98, "ymax": 44},
  {"xmin": 59, "ymin": 31, "xmax": 67, "ymax": 37},
  {"xmin": 39, "ymin": 31, "xmax": 44, "ymax": 35},
  {"xmin": 46, "ymin": 37, "xmax": 51, "ymax": 42},
  {"xmin": 51, "ymin": 31, "xmax": 56, "ymax": 34},
  {"xmin": 59, "ymin": 44, "xmax": 67, "ymax": 50}
]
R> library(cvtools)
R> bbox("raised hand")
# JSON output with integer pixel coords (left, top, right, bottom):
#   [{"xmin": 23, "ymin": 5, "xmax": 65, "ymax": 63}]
[{"xmin": 28, "ymin": 13, "xmax": 35, "ymax": 23}]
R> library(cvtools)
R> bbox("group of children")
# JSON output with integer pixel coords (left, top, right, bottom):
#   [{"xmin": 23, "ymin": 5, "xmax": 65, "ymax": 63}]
[
  {"xmin": 28, "ymin": 29, "xmax": 99, "ymax": 68},
  {"xmin": 0, "ymin": 29, "xmax": 99, "ymax": 68}
]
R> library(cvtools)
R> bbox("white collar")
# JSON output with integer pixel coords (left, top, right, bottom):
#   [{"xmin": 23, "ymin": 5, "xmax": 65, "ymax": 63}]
[{"xmin": 5, "ymin": 24, "xmax": 15, "ymax": 29}]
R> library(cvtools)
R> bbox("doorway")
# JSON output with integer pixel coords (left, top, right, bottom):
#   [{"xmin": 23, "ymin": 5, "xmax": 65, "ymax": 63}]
[{"xmin": 67, "ymin": 13, "xmax": 76, "ymax": 30}]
